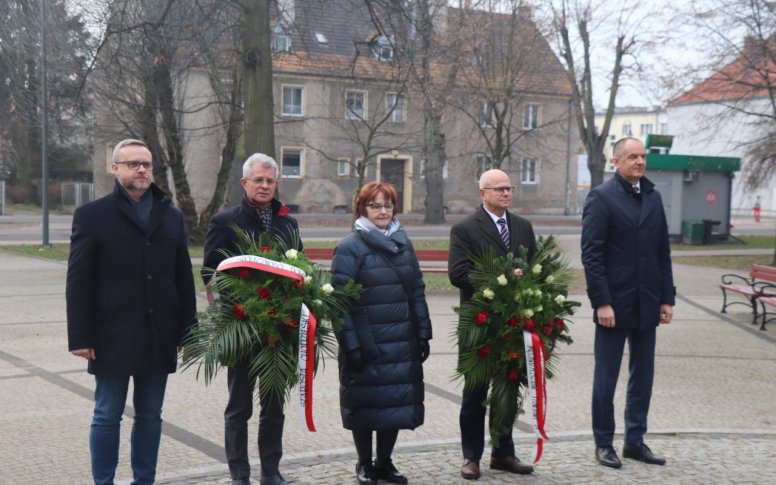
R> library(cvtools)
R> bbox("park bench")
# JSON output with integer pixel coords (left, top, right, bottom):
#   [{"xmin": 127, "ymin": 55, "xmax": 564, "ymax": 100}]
[
  {"xmin": 719, "ymin": 264, "xmax": 776, "ymax": 330},
  {"xmin": 304, "ymin": 247, "xmax": 448, "ymax": 274}
]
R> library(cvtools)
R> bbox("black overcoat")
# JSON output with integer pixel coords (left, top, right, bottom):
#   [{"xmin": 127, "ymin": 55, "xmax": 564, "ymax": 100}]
[
  {"xmin": 66, "ymin": 182, "xmax": 197, "ymax": 376},
  {"xmin": 330, "ymin": 226, "xmax": 432, "ymax": 431},
  {"xmin": 581, "ymin": 174, "xmax": 676, "ymax": 329}
]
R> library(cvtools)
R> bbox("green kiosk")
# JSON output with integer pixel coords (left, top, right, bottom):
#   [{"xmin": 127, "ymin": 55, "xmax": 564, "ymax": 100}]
[{"xmin": 645, "ymin": 134, "xmax": 741, "ymax": 244}]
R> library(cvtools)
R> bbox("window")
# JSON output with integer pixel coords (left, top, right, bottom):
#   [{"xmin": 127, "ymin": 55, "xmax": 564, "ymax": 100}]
[
  {"xmin": 346, "ymin": 91, "xmax": 366, "ymax": 120},
  {"xmin": 622, "ymin": 123, "xmax": 632, "ymax": 136},
  {"xmin": 522, "ymin": 103, "xmax": 540, "ymax": 129},
  {"xmin": 479, "ymin": 101, "xmax": 494, "ymax": 127},
  {"xmin": 281, "ymin": 147, "xmax": 303, "ymax": 178},
  {"xmin": 378, "ymin": 46, "xmax": 394, "ymax": 61},
  {"xmin": 386, "ymin": 93, "xmax": 405, "ymax": 122},
  {"xmin": 337, "ymin": 158, "xmax": 350, "ymax": 177},
  {"xmin": 640, "ymin": 123, "xmax": 653, "ymax": 136},
  {"xmin": 282, "ymin": 86, "xmax": 303, "ymax": 116},
  {"xmin": 272, "ymin": 34, "xmax": 291, "ymax": 52},
  {"xmin": 371, "ymin": 34, "xmax": 394, "ymax": 61},
  {"xmin": 475, "ymin": 154, "xmax": 492, "ymax": 181},
  {"xmin": 521, "ymin": 158, "xmax": 539, "ymax": 184}
]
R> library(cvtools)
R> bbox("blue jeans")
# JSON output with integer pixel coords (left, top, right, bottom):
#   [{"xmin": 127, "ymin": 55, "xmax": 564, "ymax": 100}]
[{"xmin": 90, "ymin": 373, "xmax": 168, "ymax": 485}]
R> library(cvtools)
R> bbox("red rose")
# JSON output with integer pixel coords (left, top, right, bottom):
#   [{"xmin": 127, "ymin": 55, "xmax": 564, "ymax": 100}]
[
  {"xmin": 293, "ymin": 279, "xmax": 304, "ymax": 289},
  {"xmin": 543, "ymin": 325, "xmax": 553, "ymax": 337},
  {"xmin": 277, "ymin": 205, "xmax": 290, "ymax": 216},
  {"xmin": 268, "ymin": 307, "xmax": 277, "ymax": 316},
  {"xmin": 508, "ymin": 369, "xmax": 519, "ymax": 381},
  {"xmin": 556, "ymin": 319, "xmax": 565, "ymax": 331},
  {"xmin": 257, "ymin": 286, "xmax": 271, "ymax": 300},
  {"xmin": 475, "ymin": 311, "xmax": 488, "ymax": 325},
  {"xmin": 259, "ymin": 245, "xmax": 272, "ymax": 253},
  {"xmin": 508, "ymin": 351, "xmax": 519, "ymax": 362},
  {"xmin": 508, "ymin": 316, "xmax": 520, "ymax": 327},
  {"xmin": 235, "ymin": 268, "xmax": 251, "ymax": 280},
  {"xmin": 478, "ymin": 346, "xmax": 490, "ymax": 358},
  {"xmin": 233, "ymin": 303, "xmax": 246, "ymax": 320},
  {"xmin": 524, "ymin": 319, "xmax": 535, "ymax": 332},
  {"xmin": 285, "ymin": 317, "xmax": 298, "ymax": 329}
]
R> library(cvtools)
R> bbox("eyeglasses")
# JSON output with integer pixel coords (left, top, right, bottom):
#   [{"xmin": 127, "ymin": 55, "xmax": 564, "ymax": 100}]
[
  {"xmin": 366, "ymin": 203, "xmax": 394, "ymax": 211},
  {"xmin": 246, "ymin": 177, "xmax": 277, "ymax": 186},
  {"xmin": 116, "ymin": 161, "xmax": 153, "ymax": 171},
  {"xmin": 482, "ymin": 186, "xmax": 515, "ymax": 194}
]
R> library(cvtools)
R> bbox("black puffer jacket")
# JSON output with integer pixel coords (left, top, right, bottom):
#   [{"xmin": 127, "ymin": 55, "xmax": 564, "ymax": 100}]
[{"xmin": 331, "ymin": 226, "xmax": 432, "ymax": 431}]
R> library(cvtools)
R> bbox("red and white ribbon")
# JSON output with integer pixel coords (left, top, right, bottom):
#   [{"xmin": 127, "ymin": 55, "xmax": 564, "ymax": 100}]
[
  {"xmin": 211, "ymin": 255, "xmax": 317, "ymax": 432},
  {"xmin": 523, "ymin": 329, "xmax": 549, "ymax": 463},
  {"xmin": 298, "ymin": 303, "xmax": 317, "ymax": 431}
]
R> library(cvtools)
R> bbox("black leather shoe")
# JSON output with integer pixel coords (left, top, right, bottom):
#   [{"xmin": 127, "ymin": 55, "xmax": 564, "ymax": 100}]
[
  {"xmin": 259, "ymin": 473, "xmax": 288, "ymax": 485},
  {"xmin": 231, "ymin": 479, "xmax": 250, "ymax": 485},
  {"xmin": 623, "ymin": 442, "xmax": 666, "ymax": 465},
  {"xmin": 375, "ymin": 458, "xmax": 408, "ymax": 484},
  {"xmin": 595, "ymin": 446, "xmax": 622, "ymax": 468},
  {"xmin": 356, "ymin": 462, "xmax": 377, "ymax": 485}
]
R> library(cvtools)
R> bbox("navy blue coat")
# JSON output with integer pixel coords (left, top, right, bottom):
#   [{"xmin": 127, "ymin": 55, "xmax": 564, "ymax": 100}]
[
  {"xmin": 66, "ymin": 182, "xmax": 197, "ymax": 376},
  {"xmin": 330, "ymin": 226, "xmax": 432, "ymax": 431},
  {"xmin": 581, "ymin": 174, "xmax": 675, "ymax": 329},
  {"xmin": 202, "ymin": 197, "xmax": 302, "ymax": 282}
]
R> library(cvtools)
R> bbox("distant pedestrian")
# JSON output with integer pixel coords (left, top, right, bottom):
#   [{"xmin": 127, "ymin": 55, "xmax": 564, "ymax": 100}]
[
  {"xmin": 753, "ymin": 196, "xmax": 761, "ymax": 222},
  {"xmin": 66, "ymin": 138, "xmax": 197, "ymax": 485},
  {"xmin": 581, "ymin": 137, "xmax": 675, "ymax": 470}
]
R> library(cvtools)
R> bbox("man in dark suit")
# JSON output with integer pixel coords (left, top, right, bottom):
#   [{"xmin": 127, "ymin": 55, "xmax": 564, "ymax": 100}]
[
  {"xmin": 202, "ymin": 153, "xmax": 301, "ymax": 485},
  {"xmin": 67, "ymin": 138, "xmax": 197, "ymax": 485},
  {"xmin": 581, "ymin": 137, "xmax": 675, "ymax": 469},
  {"xmin": 449, "ymin": 169, "xmax": 536, "ymax": 480}
]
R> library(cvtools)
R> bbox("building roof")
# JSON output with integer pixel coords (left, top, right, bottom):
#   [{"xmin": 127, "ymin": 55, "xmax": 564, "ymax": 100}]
[{"xmin": 670, "ymin": 36, "xmax": 776, "ymax": 105}]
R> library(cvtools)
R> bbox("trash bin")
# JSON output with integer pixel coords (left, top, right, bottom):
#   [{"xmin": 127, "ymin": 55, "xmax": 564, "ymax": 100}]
[
  {"xmin": 702, "ymin": 219, "xmax": 721, "ymax": 245},
  {"xmin": 681, "ymin": 220, "xmax": 705, "ymax": 245}
]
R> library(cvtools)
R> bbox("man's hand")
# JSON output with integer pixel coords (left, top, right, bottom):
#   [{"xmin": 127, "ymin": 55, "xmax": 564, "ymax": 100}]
[
  {"xmin": 660, "ymin": 304, "xmax": 674, "ymax": 324},
  {"xmin": 596, "ymin": 304, "xmax": 616, "ymax": 328},
  {"xmin": 71, "ymin": 348, "xmax": 95, "ymax": 360}
]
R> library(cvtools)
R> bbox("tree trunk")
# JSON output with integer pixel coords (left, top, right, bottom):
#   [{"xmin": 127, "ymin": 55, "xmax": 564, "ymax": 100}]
[
  {"xmin": 242, "ymin": 0, "xmax": 275, "ymax": 159},
  {"xmin": 423, "ymin": 111, "xmax": 446, "ymax": 223},
  {"xmin": 587, "ymin": 149, "xmax": 606, "ymax": 188}
]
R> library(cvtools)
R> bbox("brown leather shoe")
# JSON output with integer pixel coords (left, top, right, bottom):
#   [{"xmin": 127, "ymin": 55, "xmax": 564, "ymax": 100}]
[
  {"xmin": 461, "ymin": 459, "xmax": 481, "ymax": 480},
  {"xmin": 489, "ymin": 455, "xmax": 534, "ymax": 475}
]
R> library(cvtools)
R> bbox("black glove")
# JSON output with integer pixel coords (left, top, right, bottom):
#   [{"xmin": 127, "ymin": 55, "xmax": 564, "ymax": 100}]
[
  {"xmin": 419, "ymin": 339, "xmax": 430, "ymax": 363},
  {"xmin": 346, "ymin": 348, "xmax": 363, "ymax": 371}
]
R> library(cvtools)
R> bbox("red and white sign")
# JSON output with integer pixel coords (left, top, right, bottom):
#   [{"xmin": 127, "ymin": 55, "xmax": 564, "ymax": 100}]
[{"xmin": 705, "ymin": 189, "xmax": 717, "ymax": 205}]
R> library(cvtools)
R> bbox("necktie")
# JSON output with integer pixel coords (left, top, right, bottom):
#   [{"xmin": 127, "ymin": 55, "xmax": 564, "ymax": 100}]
[
  {"xmin": 633, "ymin": 185, "xmax": 640, "ymax": 194},
  {"xmin": 497, "ymin": 218, "xmax": 509, "ymax": 248}
]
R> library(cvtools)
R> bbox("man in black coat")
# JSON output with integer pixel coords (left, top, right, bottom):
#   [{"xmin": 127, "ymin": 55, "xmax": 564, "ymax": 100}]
[
  {"xmin": 202, "ymin": 153, "xmax": 301, "ymax": 485},
  {"xmin": 449, "ymin": 169, "xmax": 536, "ymax": 480},
  {"xmin": 66, "ymin": 138, "xmax": 197, "ymax": 485},
  {"xmin": 581, "ymin": 137, "xmax": 675, "ymax": 469}
]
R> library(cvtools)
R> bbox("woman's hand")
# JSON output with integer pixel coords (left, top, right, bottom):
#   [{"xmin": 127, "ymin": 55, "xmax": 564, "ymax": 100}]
[{"xmin": 419, "ymin": 339, "xmax": 430, "ymax": 363}]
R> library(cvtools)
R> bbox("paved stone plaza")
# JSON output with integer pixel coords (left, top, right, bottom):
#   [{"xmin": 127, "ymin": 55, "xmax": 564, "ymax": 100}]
[{"xmin": 1, "ymin": 234, "xmax": 775, "ymax": 484}]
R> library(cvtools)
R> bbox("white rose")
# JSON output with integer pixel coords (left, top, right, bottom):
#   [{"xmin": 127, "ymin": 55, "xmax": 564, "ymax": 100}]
[
  {"xmin": 535, "ymin": 305, "xmax": 543, "ymax": 312},
  {"xmin": 483, "ymin": 288, "xmax": 495, "ymax": 300},
  {"xmin": 321, "ymin": 283, "xmax": 334, "ymax": 295},
  {"xmin": 304, "ymin": 276, "xmax": 312, "ymax": 284},
  {"xmin": 535, "ymin": 289, "xmax": 542, "ymax": 297},
  {"xmin": 546, "ymin": 275, "xmax": 555, "ymax": 284},
  {"xmin": 523, "ymin": 309, "xmax": 534, "ymax": 318},
  {"xmin": 532, "ymin": 264, "xmax": 542, "ymax": 274},
  {"xmin": 496, "ymin": 275, "xmax": 508, "ymax": 286},
  {"xmin": 285, "ymin": 249, "xmax": 298, "ymax": 259},
  {"xmin": 554, "ymin": 294, "xmax": 566, "ymax": 304},
  {"xmin": 314, "ymin": 299, "xmax": 323, "ymax": 307}
]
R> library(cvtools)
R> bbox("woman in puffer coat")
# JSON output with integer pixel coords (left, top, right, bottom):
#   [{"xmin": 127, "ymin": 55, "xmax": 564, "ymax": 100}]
[{"xmin": 330, "ymin": 182, "xmax": 433, "ymax": 485}]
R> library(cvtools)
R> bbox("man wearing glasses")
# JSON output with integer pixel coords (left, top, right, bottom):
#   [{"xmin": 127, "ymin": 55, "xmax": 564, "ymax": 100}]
[
  {"xmin": 449, "ymin": 169, "xmax": 536, "ymax": 480},
  {"xmin": 66, "ymin": 138, "xmax": 197, "ymax": 484},
  {"xmin": 202, "ymin": 153, "xmax": 301, "ymax": 485}
]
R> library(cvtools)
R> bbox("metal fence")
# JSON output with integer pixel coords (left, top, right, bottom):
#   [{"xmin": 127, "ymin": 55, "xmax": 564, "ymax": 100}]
[{"xmin": 61, "ymin": 182, "xmax": 94, "ymax": 209}]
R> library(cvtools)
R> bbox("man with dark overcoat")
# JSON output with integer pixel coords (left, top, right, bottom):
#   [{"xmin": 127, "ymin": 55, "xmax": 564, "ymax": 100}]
[
  {"xmin": 581, "ymin": 136, "xmax": 675, "ymax": 469},
  {"xmin": 66, "ymin": 138, "xmax": 197, "ymax": 485},
  {"xmin": 448, "ymin": 169, "xmax": 536, "ymax": 480},
  {"xmin": 202, "ymin": 153, "xmax": 301, "ymax": 485}
]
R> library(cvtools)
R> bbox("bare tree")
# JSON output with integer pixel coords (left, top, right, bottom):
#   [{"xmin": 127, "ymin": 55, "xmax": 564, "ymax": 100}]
[{"xmin": 543, "ymin": 0, "xmax": 638, "ymax": 188}]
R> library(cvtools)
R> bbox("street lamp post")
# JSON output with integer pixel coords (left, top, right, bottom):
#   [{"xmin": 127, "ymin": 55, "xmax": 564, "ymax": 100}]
[{"xmin": 40, "ymin": 0, "xmax": 49, "ymax": 247}]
